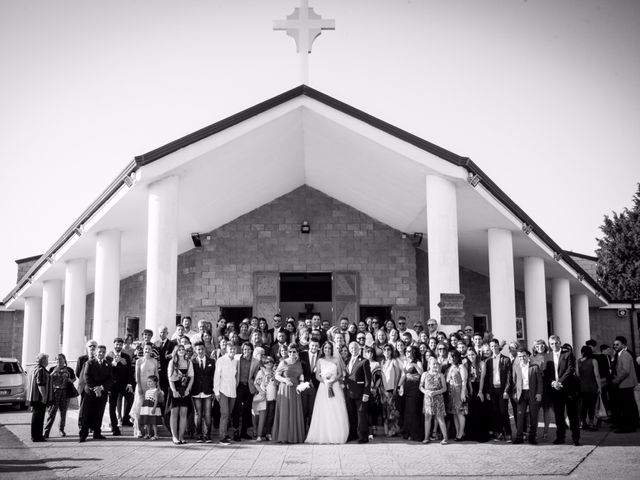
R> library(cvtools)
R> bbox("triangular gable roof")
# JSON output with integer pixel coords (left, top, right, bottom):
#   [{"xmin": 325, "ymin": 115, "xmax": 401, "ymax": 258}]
[{"xmin": 2, "ymin": 85, "xmax": 609, "ymax": 307}]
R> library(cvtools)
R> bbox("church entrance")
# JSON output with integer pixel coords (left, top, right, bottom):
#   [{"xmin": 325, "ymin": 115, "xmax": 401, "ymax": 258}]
[
  {"xmin": 279, "ymin": 272, "xmax": 332, "ymax": 322},
  {"xmin": 219, "ymin": 306, "xmax": 254, "ymax": 330},
  {"xmin": 360, "ymin": 305, "xmax": 392, "ymax": 323}
]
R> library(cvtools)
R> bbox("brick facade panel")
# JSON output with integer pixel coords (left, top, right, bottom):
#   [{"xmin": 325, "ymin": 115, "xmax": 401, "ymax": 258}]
[{"xmin": 118, "ymin": 185, "xmax": 417, "ymax": 326}]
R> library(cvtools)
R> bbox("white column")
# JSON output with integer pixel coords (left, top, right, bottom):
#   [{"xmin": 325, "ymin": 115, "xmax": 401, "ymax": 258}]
[
  {"xmin": 41, "ymin": 280, "xmax": 62, "ymax": 356},
  {"xmin": 571, "ymin": 294, "xmax": 590, "ymax": 349},
  {"xmin": 523, "ymin": 256, "xmax": 548, "ymax": 344},
  {"xmin": 426, "ymin": 175, "xmax": 460, "ymax": 322},
  {"xmin": 488, "ymin": 228, "xmax": 517, "ymax": 341},
  {"xmin": 145, "ymin": 176, "xmax": 179, "ymax": 337},
  {"xmin": 551, "ymin": 278, "xmax": 573, "ymax": 344},
  {"xmin": 94, "ymin": 230, "xmax": 121, "ymax": 345},
  {"xmin": 62, "ymin": 259, "xmax": 87, "ymax": 360},
  {"xmin": 22, "ymin": 296, "xmax": 42, "ymax": 366}
]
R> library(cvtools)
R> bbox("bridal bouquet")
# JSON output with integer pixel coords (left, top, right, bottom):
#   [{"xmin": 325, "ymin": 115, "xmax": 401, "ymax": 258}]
[
  {"xmin": 327, "ymin": 382, "xmax": 335, "ymax": 398},
  {"xmin": 296, "ymin": 381, "xmax": 310, "ymax": 393}
]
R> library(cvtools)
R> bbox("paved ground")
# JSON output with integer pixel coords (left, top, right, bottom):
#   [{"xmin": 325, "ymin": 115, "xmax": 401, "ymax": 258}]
[{"xmin": 0, "ymin": 405, "xmax": 638, "ymax": 479}]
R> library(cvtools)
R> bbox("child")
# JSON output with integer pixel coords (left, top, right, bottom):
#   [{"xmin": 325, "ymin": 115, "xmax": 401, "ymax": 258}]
[
  {"xmin": 419, "ymin": 357, "xmax": 449, "ymax": 445},
  {"xmin": 138, "ymin": 375, "xmax": 162, "ymax": 440},
  {"xmin": 253, "ymin": 356, "xmax": 277, "ymax": 441}
]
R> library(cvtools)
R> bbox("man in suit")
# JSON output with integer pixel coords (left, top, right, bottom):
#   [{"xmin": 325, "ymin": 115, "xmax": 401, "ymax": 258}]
[
  {"xmin": 544, "ymin": 334, "xmax": 580, "ymax": 445},
  {"xmin": 154, "ymin": 326, "xmax": 177, "ymax": 399},
  {"xmin": 345, "ymin": 341, "xmax": 371, "ymax": 443},
  {"xmin": 510, "ymin": 347, "xmax": 543, "ymax": 444},
  {"xmin": 232, "ymin": 342, "xmax": 261, "ymax": 440},
  {"xmin": 611, "ymin": 336, "xmax": 639, "ymax": 433},
  {"xmin": 299, "ymin": 337, "xmax": 320, "ymax": 430},
  {"xmin": 270, "ymin": 330, "xmax": 289, "ymax": 362},
  {"xmin": 192, "ymin": 341, "xmax": 215, "ymax": 442},
  {"xmin": 79, "ymin": 345, "xmax": 113, "ymax": 442},
  {"xmin": 75, "ymin": 339, "xmax": 98, "ymax": 428},
  {"xmin": 75, "ymin": 340, "xmax": 98, "ymax": 391},
  {"xmin": 310, "ymin": 314, "xmax": 327, "ymax": 344},
  {"xmin": 106, "ymin": 337, "xmax": 133, "ymax": 436},
  {"xmin": 483, "ymin": 338, "xmax": 513, "ymax": 442},
  {"xmin": 268, "ymin": 314, "xmax": 285, "ymax": 342}
]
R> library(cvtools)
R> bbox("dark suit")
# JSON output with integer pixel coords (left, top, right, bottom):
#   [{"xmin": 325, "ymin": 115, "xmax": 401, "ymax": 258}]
[
  {"xmin": 75, "ymin": 354, "xmax": 93, "ymax": 428},
  {"xmin": 543, "ymin": 350, "xmax": 580, "ymax": 443},
  {"xmin": 345, "ymin": 356, "xmax": 371, "ymax": 442},
  {"xmin": 299, "ymin": 351, "xmax": 319, "ymax": 429},
  {"xmin": 511, "ymin": 361, "xmax": 543, "ymax": 442},
  {"xmin": 155, "ymin": 338, "xmax": 177, "ymax": 395},
  {"xmin": 106, "ymin": 351, "xmax": 132, "ymax": 433},
  {"xmin": 192, "ymin": 356, "xmax": 215, "ymax": 440},
  {"xmin": 155, "ymin": 338, "xmax": 176, "ymax": 425},
  {"xmin": 483, "ymin": 354, "xmax": 513, "ymax": 437},
  {"xmin": 79, "ymin": 358, "xmax": 113, "ymax": 440}
]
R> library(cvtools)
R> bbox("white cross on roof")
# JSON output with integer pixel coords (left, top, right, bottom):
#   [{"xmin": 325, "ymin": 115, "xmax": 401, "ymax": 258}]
[{"xmin": 273, "ymin": 0, "xmax": 335, "ymax": 85}]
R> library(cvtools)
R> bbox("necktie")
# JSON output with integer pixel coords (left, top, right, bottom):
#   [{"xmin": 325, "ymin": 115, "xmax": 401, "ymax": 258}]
[{"xmin": 201, "ymin": 359, "xmax": 205, "ymax": 369}]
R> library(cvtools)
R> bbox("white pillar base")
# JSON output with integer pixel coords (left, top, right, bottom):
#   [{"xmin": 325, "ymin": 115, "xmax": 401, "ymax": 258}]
[
  {"xmin": 426, "ymin": 175, "xmax": 460, "ymax": 322},
  {"xmin": 63, "ymin": 259, "xmax": 87, "ymax": 360},
  {"xmin": 551, "ymin": 278, "xmax": 573, "ymax": 345},
  {"xmin": 22, "ymin": 296, "xmax": 42, "ymax": 366},
  {"xmin": 145, "ymin": 176, "xmax": 179, "ymax": 337},
  {"xmin": 41, "ymin": 280, "xmax": 62, "ymax": 357},
  {"xmin": 488, "ymin": 228, "xmax": 517, "ymax": 342},
  {"xmin": 523, "ymin": 256, "xmax": 548, "ymax": 344},
  {"xmin": 94, "ymin": 230, "xmax": 121, "ymax": 345},
  {"xmin": 571, "ymin": 294, "xmax": 590, "ymax": 349}
]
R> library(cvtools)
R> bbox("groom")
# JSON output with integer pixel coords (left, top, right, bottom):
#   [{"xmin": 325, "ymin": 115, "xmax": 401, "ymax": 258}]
[
  {"xmin": 345, "ymin": 341, "xmax": 371, "ymax": 443},
  {"xmin": 300, "ymin": 338, "xmax": 320, "ymax": 431}
]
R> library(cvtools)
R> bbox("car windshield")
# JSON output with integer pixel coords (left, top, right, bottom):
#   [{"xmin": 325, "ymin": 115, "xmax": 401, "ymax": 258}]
[{"xmin": 0, "ymin": 361, "xmax": 23, "ymax": 374}]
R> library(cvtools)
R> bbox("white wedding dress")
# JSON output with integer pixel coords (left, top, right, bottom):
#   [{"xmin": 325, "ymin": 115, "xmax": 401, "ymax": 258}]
[{"xmin": 305, "ymin": 358, "xmax": 349, "ymax": 444}]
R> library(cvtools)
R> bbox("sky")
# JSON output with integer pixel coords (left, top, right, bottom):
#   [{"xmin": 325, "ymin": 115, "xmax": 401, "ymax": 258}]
[{"xmin": 0, "ymin": 0, "xmax": 639, "ymax": 300}]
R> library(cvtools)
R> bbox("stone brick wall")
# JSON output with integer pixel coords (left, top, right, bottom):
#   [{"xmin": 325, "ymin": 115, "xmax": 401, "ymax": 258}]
[
  {"xmin": 118, "ymin": 272, "xmax": 146, "ymax": 333},
  {"xmin": 15, "ymin": 256, "xmax": 41, "ymax": 283},
  {"xmin": 415, "ymin": 252, "xmax": 530, "ymax": 339},
  {"xmin": 568, "ymin": 254, "xmax": 599, "ymax": 283},
  {"xmin": 85, "ymin": 293, "xmax": 94, "ymax": 340},
  {"xmin": 0, "ymin": 310, "xmax": 24, "ymax": 359},
  {"xmin": 118, "ymin": 185, "xmax": 417, "ymax": 326},
  {"xmin": 590, "ymin": 307, "xmax": 640, "ymax": 349},
  {"xmin": 415, "ymin": 248, "xmax": 429, "ymax": 316}
]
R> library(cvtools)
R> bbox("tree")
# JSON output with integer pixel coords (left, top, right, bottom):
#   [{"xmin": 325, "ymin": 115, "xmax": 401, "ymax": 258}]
[{"xmin": 596, "ymin": 183, "xmax": 640, "ymax": 300}]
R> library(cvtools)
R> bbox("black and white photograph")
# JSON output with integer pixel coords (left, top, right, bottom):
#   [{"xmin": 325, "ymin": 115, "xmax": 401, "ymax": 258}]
[{"xmin": 0, "ymin": 1, "xmax": 639, "ymax": 478}]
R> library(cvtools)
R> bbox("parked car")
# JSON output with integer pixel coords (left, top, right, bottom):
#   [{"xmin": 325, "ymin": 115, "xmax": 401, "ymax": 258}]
[{"xmin": 0, "ymin": 358, "xmax": 28, "ymax": 409}]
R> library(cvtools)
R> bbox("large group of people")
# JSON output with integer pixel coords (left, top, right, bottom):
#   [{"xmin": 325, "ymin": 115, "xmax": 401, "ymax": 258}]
[{"xmin": 27, "ymin": 313, "xmax": 640, "ymax": 447}]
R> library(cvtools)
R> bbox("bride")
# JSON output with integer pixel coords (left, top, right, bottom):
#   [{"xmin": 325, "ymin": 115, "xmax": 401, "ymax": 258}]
[{"xmin": 304, "ymin": 341, "xmax": 349, "ymax": 444}]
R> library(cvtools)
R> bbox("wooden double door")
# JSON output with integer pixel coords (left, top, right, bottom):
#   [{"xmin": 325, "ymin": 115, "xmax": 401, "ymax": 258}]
[{"xmin": 253, "ymin": 271, "xmax": 358, "ymax": 326}]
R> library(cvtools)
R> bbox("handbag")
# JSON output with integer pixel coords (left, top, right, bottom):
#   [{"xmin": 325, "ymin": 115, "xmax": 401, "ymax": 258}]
[
  {"xmin": 595, "ymin": 392, "xmax": 608, "ymax": 419},
  {"xmin": 66, "ymin": 380, "xmax": 79, "ymax": 398}
]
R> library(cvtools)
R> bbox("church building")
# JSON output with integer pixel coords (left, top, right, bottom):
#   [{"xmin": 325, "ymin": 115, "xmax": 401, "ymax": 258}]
[
  {"xmin": 1, "ymin": 4, "xmax": 635, "ymax": 366},
  {"xmin": 1, "ymin": 84, "xmax": 621, "ymax": 366}
]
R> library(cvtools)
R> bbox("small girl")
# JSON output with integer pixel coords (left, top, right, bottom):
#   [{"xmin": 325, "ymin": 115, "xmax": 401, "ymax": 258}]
[
  {"xmin": 419, "ymin": 357, "xmax": 448, "ymax": 445},
  {"xmin": 138, "ymin": 375, "xmax": 162, "ymax": 440},
  {"xmin": 253, "ymin": 356, "xmax": 277, "ymax": 441}
]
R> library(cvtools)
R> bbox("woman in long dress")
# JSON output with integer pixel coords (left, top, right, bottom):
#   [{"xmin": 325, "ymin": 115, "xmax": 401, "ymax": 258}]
[
  {"xmin": 399, "ymin": 345, "xmax": 424, "ymax": 441},
  {"xmin": 445, "ymin": 349, "xmax": 468, "ymax": 441},
  {"xmin": 380, "ymin": 344, "xmax": 402, "ymax": 437},
  {"xmin": 305, "ymin": 342, "xmax": 349, "ymax": 444},
  {"xmin": 131, "ymin": 343, "xmax": 158, "ymax": 437},
  {"xmin": 272, "ymin": 343, "xmax": 306, "ymax": 443}
]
